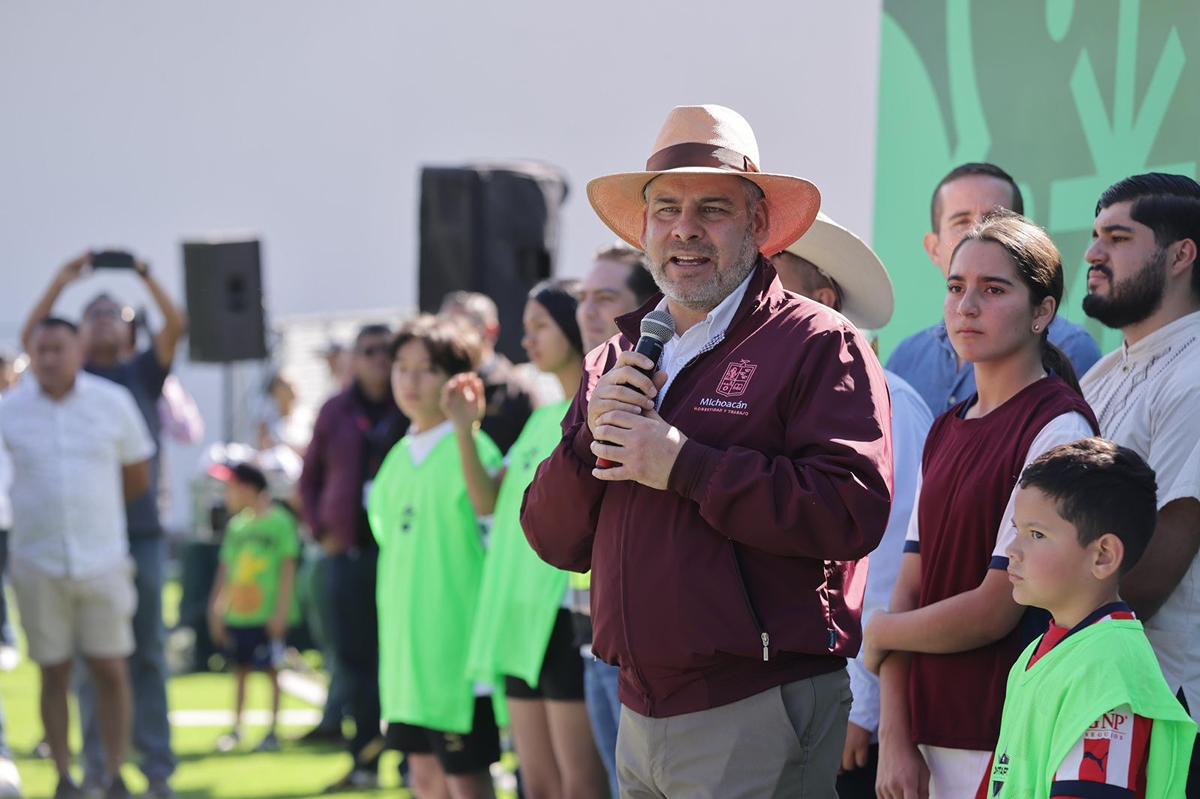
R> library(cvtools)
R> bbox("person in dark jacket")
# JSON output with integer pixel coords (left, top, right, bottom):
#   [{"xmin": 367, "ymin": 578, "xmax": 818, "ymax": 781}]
[
  {"xmin": 439, "ymin": 291, "xmax": 540, "ymax": 453},
  {"xmin": 521, "ymin": 104, "xmax": 893, "ymax": 798},
  {"xmin": 299, "ymin": 323, "xmax": 407, "ymax": 791}
]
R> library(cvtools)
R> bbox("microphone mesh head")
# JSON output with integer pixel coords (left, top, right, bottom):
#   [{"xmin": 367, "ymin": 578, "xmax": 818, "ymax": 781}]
[{"xmin": 640, "ymin": 310, "xmax": 675, "ymax": 344}]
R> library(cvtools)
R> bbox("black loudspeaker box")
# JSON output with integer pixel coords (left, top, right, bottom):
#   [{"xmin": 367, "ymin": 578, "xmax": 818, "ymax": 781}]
[
  {"xmin": 183, "ymin": 238, "xmax": 268, "ymax": 363},
  {"xmin": 419, "ymin": 163, "xmax": 569, "ymax": 362}
]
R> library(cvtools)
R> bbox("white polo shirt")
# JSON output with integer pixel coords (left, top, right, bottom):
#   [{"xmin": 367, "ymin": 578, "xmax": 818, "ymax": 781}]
[
  {"xmin": 0, "ymin": 372, "xmax": 155, "ymax": 579},
  {"xmin": 1081, "ymin": 309, "xmax": 1200, "ymax": 722}
]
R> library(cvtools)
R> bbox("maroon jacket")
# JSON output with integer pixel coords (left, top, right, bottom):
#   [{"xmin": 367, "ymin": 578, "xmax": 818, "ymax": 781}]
[
  {"xmin": 299, "ymin": 383, "xmax": 407, "ymax": 551},
  {"xmin": 522, "ymin": 260, "xmax": 893, "ymax": 718}
]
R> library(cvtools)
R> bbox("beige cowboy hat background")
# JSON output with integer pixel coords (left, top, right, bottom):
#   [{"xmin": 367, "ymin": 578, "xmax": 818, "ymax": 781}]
[
  {"xmin": 586, "ymin": 104, "xmax": 822, "ymax": 257},
  {"xmin": 783, "ymin": 212, "xmax": 895, "ymax": 330}
]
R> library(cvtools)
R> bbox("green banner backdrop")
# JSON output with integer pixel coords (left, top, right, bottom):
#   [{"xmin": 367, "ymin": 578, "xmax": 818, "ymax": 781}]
[{"xmin": 873, "ymin": 0, "xmax": 1198, "ymax": 359}]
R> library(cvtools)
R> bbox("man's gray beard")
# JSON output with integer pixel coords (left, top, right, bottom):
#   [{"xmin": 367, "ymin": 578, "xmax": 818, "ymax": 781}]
[
  {"xmin": 1082, "ymin": 247, "xmax": 1168, "ymax": 329},
  {"xmin": 651, "ymin": 230, "xmax": 760, "ymax": 313}
]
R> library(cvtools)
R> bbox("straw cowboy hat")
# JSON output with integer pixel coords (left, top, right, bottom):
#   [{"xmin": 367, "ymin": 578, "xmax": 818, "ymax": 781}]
[
  {"xmin": 782, "ymin": 212, "xmax": 895, "ymax": 329},
  {"xmin": 586, "ymin": 105, "xmax": 821, "ymax": 257}
]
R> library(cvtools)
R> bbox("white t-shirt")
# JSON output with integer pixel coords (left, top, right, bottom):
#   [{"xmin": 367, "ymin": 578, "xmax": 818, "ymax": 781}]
[
  {"xmin": 0, "ymin": 372, "xmax": 155, "ymax": 578},
  {"xmin": 1163, "ymin": 437, "xmax": 1200, "ymax": 509},
  {"xmin": 1081, "ymin": 309, "xmax": 1200, "ymax": 721}
]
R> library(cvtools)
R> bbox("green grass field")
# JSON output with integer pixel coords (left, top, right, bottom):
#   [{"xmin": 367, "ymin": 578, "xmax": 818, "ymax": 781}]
[{"xmin": 0, "ymin": 583, "xmax": 516, "ymax": 799}]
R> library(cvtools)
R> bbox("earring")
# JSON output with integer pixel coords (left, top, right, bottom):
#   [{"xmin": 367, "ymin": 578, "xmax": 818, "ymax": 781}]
[{"xmin": 1033, "ymin": 325, "xmax": 1041, "ymax": 333}]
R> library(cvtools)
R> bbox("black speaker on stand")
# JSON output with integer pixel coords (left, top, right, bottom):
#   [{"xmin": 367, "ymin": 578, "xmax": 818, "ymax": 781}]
[
  {"xmin": 419, "ymin": 162, "xmax": 569, "ymax": 362},
  {"xmin": 183, "ymin": 237, "xmax": 268, "ymax": 443},
  {"xmin": 181, "ymin": 238, "xmax": 269, "ymax": 671}
]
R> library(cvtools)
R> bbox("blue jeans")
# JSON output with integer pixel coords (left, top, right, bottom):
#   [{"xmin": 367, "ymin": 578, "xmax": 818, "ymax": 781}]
[
  {"xmin": 328, "ymin": 550, "xmax": 381, "ymax": 769},
  {"xmin": 583, "ymin": 657, "xmax": 620, "ymax": 799},
  {"xmin": 303, "ymin": 550, "xmax": 350, "ymax": 733},
  {"xmin": 78, "ymin": 536, "xmax": 176, "ymax": 784}
]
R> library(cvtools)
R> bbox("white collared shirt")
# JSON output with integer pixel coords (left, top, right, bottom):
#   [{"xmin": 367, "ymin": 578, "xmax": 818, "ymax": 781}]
[
  {"xmin": 0, "ymin": 372, "xmax": 155, "ymax": 578},
  {"xmin": 655, "ymin": 270, "xmax": 753, "ymax": 406},
  {"xmin": 1081, "ymin": 309, "xmax": 1200, "ymax": 721}
]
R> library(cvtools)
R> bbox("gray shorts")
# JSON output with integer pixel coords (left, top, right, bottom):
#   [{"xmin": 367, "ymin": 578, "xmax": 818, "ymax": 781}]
[{"xmin": 10, "ymin": 556, "xmax": 136, "ymax": 665}]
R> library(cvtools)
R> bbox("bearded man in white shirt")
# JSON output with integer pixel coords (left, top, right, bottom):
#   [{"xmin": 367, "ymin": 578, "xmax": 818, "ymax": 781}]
[
  {"xmin": 0, "ymin": 317, "xmax": 155, "ymax": 799},
  {"xmin": 1080, "ymin": 172, "xmax": 1200, "ymax": 793}
]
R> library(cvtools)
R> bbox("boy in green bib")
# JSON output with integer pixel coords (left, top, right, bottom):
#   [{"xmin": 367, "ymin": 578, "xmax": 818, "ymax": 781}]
[
  {"xmin": 206, "ymin": 461, "xmax": 299, "ymax": 754},
  {"xmin": 445, "ymin": 280, "xmax": 609, "ymax": 799},
  {"xmin": 370, "ymin": 315, "xmax": 503, "ymax": 799},
  {"xmin": 984, "ymin": 438, "xmax": 1195, "ymax": 797}
]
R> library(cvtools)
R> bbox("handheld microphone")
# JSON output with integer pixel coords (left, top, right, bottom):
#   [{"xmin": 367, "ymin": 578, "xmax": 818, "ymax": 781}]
[{"xmin": 596, "ymin": 309, "xmax": 675, "ymax": 469}]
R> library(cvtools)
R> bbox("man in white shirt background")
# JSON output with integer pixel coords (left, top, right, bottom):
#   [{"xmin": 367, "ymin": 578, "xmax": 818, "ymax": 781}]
[
  {"xmin": 1079, "ymin": 172, "xmax": 1200, "ymax": 792},
  {"xmin": 0, "ymin": 317, "xmax": 155, "ymax": 799}
]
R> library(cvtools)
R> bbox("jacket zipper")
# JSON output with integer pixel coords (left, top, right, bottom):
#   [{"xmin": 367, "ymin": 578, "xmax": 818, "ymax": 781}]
[
  {"xmin": 666, "ymin": 331, "xmax": 770, "ymax": 660},
  {"xmin": 729, "ymin": 541, "xmax": 770, "ymax": 661}
]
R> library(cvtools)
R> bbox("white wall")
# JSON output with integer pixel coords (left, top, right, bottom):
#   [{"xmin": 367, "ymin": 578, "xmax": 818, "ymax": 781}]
[{"xmin": 0, "ymin": 0, "xmax": 883, "ymax": 531}]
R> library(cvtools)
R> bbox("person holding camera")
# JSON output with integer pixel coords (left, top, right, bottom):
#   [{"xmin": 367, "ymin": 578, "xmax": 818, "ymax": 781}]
[{"xmin": 22, "ymin": 251, "xmax": 188, "ymax": 799}]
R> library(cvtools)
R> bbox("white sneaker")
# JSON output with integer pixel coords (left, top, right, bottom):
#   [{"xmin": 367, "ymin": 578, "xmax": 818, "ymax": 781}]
[
  {"xmin": 0, "ymin": 757, "xmax": 22, "ymax": 798},
  {"xmin": 0, "ymin": 646, "xmax": 20, "ymax": 673}
]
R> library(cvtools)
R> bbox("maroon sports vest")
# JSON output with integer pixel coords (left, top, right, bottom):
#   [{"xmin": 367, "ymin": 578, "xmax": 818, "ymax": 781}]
[{"xmin": 910, "ymin": 376, "xmax": 1097, "ymax": 750}]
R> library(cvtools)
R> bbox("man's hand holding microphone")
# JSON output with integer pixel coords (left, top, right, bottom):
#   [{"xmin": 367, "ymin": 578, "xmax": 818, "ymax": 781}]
[{"xmin": 587, "ymin": 312, "xmax": 686, "ymax": 491}]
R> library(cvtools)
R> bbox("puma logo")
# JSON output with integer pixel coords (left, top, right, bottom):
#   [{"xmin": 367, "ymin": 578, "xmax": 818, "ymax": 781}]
[{"xmin": 1082, "ymin": 750, "xmax": 1107, "ymax": 770}]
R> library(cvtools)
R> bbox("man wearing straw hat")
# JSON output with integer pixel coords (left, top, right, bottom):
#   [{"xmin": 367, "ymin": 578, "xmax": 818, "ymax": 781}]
[
  {"xmin": 774, "ymin": 215, "xmax": 934, "ymax": 798},
  {"xmin": 523, "ymin": 105, "xmax": 893, "ymax": 797}
]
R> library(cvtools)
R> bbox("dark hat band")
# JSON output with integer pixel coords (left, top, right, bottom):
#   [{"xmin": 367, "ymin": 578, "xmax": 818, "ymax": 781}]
[{"xmin": 645, "ymin": 142, "xmax": 760, "ymax": 174}]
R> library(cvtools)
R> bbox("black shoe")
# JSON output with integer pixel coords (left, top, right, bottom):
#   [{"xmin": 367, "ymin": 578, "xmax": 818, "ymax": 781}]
[
  {"xmin": 55, "ymin": 777, "xmax": 84, "ymax": 799},
  {"xmin": 296, "ymin": 725, "xmax": 344, "ymax": 745},
  {"xmin": 105, "ymin": 775, "xmax": 132, "ymax": 799}
]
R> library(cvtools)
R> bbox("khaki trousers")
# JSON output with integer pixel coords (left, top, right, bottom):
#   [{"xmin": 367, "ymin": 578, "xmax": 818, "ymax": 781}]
[{"xmin": 616, "ymin": 669, "xmax": 852, "ymax": 798}]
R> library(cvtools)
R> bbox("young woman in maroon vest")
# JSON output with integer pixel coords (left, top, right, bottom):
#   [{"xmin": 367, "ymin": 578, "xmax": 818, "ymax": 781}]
[{"xmin": 865, "ymin": 209, "xmax": 1099, "ymax": 798}]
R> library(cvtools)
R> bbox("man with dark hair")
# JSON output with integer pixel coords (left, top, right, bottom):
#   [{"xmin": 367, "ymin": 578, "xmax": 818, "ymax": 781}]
[
  {"xmin": 438, "ymin": 292, "xmax": 539, "ymax": 453},
  {"xmin": 887, "ymin": 163, "xmax": 1100, "ymax": 414},
  {"xmin": 22, "ymin": 252, "xmax": 186, "ymax": 798},
  {"xmin": 575, "ymin": 244, "xmax": 660, "ymax": 355},
  {"xmin": 299, "ymin": 323, "xmax": 407, "ymax": 791},
  {"xmin": 524, "ymin": 105, "xmax": 892, "ymax": 796},
  {"xmin": 1080, "ymin": 172, "xmax": 1200, "ymax": 790},
  {"xmin": 2, "ymin": 318, "xmax": 155, "ymax": 799}
]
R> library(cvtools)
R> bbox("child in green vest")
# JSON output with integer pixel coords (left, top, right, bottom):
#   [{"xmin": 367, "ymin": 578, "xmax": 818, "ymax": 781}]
[
  {"xmin": 984, "ymin": 438, "xmax": 1195, "ymax": 797},
  {"xmin": 444, "ymin": 280, "xmax": 609, "ymax": 799},
  {"xmin": 369, "ymin": 315, "xmax": 503, "ymax": 799},
  {"xmin": 206, "ymin": 461, "xmax": 299, "ymax": 754}
]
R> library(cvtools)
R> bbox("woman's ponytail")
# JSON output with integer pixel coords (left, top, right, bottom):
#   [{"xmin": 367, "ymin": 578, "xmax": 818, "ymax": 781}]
[{"xmin": 1040, "ymin": 332, "xmax": 1081, "ymax": 395}]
